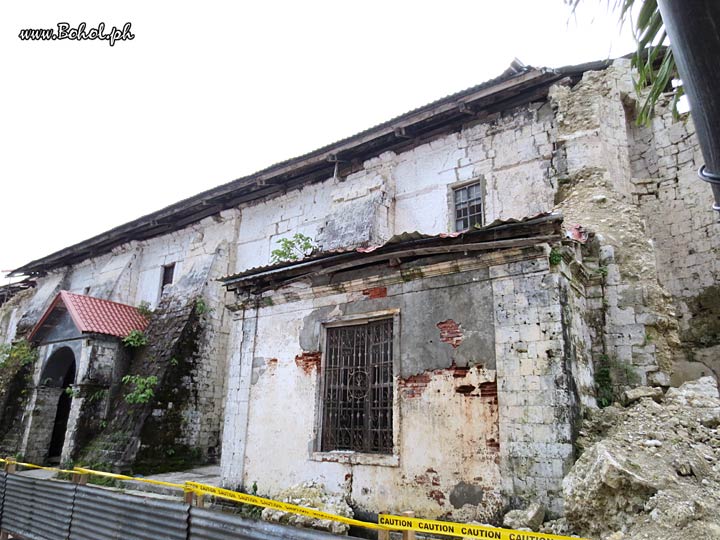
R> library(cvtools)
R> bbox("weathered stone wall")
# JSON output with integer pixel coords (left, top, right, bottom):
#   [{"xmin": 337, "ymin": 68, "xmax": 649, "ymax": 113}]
[
  {"xmin": 491, "ymin": 251, "xmax": 597, "ymax": 517},
  {"xmin": 626, "ymin": 98, "xmax": 720, "ymax": 382},
  {"xmin": 549, "ymin": 60, "xmax": 691, "ymax": 389},
  {"xmin": 233, "ymin": 100, "xmax": 558, "ymax": 275},
  {"xmin": 1, "ymin": 58, "xmax": 718, "ymax": 522},
  {"xmin": 222, "ymin": 247, "xmax": 583, "ymax": 519}
]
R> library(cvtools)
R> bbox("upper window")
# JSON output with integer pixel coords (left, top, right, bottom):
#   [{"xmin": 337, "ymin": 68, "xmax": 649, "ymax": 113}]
[
  {"xmin": 321, "ymin": 319, "xmax": 393, "ymax": 454},
  {"xmin": 453, "ymin": 182, "xmax": 483, "ymax": 231},
  {"xmin": 161, "ymin": 263, "xmax": 175, "ymax": 290}
]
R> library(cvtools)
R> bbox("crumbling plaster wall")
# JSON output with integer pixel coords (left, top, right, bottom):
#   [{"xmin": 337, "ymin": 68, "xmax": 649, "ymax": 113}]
[
  {"xmin": 234, "ymin": 164, "xmax": 396, "ymax": 273},
  {"xmin": 221, "ymin": 248, "xmax": 588, "ymax": 519},
  {"xmin": 233, "ymin": 98, "xmax": 558, "ymax": 274},
  {"xmin": 223, "ymin": 261, "xmax": 502, "ymax": 521}
]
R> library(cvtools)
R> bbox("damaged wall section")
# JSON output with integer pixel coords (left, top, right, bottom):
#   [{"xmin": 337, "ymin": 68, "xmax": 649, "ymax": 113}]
[{"xmin": 221, "ymin": 235, "xmax": 587, "ymax": 520}]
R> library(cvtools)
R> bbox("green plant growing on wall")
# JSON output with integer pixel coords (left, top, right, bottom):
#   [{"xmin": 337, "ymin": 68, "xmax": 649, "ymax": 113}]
[
  {"xmin": 595, "ymin": 356, "xmax": 614, "ymax": 408},
  {"xmin": 0, "ymin": 339, "xmax": 38, "ymax": 368},
  {"xmin": 64, "ymin": 386, "xmax": 80, "ymax": 398},
  {"xmin": 194, "ymin": 297, "xmax": 213, "ymax": 316},
  {"xmin": 122, "ymin": 330, "xmax": 148, "ymax": 348},
  {"xmin": 137, "ymin": 301, "xmax": 153, "ymax": 318},
  {"xmin": 270, "ymin": 233, "xmax": 318, "ymax": 264},
  {"xmin": 549, "ymin": 248, "xmax": 563, "ymax": 266},
  {"xmin": 122, "ymin": 374, "xmax": 158, "ymax": 404},
  {"xmin": 595, "ymin": 354, "xmax": 640, "ymax": 407},
  {"xmin": 88, "ymin": 389, "xmax": 107, "ymax": 403}
]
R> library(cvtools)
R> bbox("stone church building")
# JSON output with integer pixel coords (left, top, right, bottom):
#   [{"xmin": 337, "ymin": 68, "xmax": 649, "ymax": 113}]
[{"xmin": 0, "ymin": 57, "xmax": 717, "ymax": 521}]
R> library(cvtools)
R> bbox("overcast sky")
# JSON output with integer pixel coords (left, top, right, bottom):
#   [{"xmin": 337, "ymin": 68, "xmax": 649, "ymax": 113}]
[{"xmin": 0, "ymin": 1, "xmax": 637, "ymax": 280}]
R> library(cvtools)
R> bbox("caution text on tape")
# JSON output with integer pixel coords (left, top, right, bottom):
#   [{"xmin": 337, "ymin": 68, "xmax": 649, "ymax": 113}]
[{"xmin": 379, "ymin": 514, "xmax": 588, "ymax": 540}]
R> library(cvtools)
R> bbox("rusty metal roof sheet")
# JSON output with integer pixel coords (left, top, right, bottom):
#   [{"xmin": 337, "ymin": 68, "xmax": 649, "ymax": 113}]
[
  {"xmin": 221, "ymin": 212, "xmax": 563, "ymax": 292},
  {"xmin": 28, "ymin": 291, "xmax": 149, "ymax": 341}
]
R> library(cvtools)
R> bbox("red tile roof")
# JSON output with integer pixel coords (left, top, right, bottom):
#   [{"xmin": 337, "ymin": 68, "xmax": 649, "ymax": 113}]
[{"xmin": 29, "ymin": 291, "xmax": 149, "ymax": 341}]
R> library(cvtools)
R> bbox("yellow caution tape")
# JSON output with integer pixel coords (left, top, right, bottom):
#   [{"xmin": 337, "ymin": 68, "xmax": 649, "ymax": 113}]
[
  {"xmin": 379, "ymin": 514, "xmax": 588, "ymax": 540},
  {"xmin": 186, "ymin": 481, "xmax": 391, "ymax": 531},
  {"xmin": 0, "ymin": 457, "xmax": 585, "ymax": 539},
  {"xmin": 9, "ymin": 460, "xmax": 76, "ymax": 475}
]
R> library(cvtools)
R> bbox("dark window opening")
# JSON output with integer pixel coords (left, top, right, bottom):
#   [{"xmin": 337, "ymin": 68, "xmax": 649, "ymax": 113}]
[
  {"xmin": 321, "ymin": 319, "xmax": 393, "ymax": 454},
  {"xmin": 162, "ymin": 263, "xmax": 175, "ymax": 289},
  {"xmin": 454, "ymin": 182, "xmax": 483, "ymax": 231}
]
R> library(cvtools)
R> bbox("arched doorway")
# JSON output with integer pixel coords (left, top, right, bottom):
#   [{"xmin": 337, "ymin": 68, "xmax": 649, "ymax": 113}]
[{"xmin": 40, "ymin": 347, "xmax": 76, "ymax": 463}]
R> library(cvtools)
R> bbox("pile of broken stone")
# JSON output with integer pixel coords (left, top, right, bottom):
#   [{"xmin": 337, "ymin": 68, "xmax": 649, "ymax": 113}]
[{"xmin": 521, "ymin": 376, "xmax": 720, "ymax": 540}]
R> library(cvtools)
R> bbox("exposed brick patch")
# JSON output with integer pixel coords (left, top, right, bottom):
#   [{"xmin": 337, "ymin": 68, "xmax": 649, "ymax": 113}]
[
  {"xmin": 362, "ymin": 286, "xmax": 387, "ymax": 299},
  {"xmin": 486, "ymin": 437, "xmax": 500, "ymax": 452},
  {"xmin": 451, "ymin": 366, "xmax": 469, "ymax": 378},
  {"xmin": 478, "ymin": 381, "xmax": 498, "ymax": 404},
  {"xmin": 436, "ymin": 319, "xmax": 464, "ymax": 348},
  {"xmin": 294, "ymin": 351, "xmax": 321, "ymax": 375},
  {"xmin": 267, "ymin": 358, "xmax": 278, "ymax": 365},
  {"xmin": 398, "ymin": 372, "xmax": 431, "ymax": 398},
  {"xmin": 428, "ymin": 489, "xmax": 446, "ymax": 506},
  {"xmin": 414, "ymin": 468, "xmax": 441, "ymax": 487}
]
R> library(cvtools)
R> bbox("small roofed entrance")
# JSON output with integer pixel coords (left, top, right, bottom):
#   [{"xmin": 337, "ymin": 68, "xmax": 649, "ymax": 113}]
[
  {"xmin": 21, "ymin": 291, "xmax": 149, "ymax": 464},
  {"xmin": 41, "ymin": 347, "xmax": 76, "ymax": 462}
]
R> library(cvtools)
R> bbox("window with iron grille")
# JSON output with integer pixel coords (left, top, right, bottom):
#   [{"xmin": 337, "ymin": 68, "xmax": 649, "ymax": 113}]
[
  {"xmin": 454, "ymin": 182, "xmax": 483, "ymax": 231},
  {"xmin": 321, "ymin": 319, "xmax": 393, "ymax": 454}
]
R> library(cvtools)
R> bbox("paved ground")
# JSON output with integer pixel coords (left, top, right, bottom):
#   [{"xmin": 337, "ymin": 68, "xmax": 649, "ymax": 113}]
[
  {"xmin": 120, "ymin": 464, "xmax": 222, "ymax": 497},
  {"xmin": 14, "ymin": 464, "xmax": 222, "ymax": 499},
  {"xmin": 16, "ymin": 468, "xmax": 57, "ymax": 480}
]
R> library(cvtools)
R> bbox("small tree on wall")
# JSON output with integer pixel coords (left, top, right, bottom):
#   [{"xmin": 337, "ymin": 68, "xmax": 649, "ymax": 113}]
[{"xmin": 270, "ymin": 233, "xmax": 318, "ymax": 264}]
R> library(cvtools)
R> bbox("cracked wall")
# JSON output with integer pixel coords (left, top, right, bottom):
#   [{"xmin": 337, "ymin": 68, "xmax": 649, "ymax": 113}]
[{"xmin": 221, "ymin": 247, "xmax": 586, "ymax": 520}]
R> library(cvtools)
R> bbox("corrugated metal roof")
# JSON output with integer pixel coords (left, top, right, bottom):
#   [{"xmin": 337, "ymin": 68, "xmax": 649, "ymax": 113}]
[
  {"xmin": 10, "ymin": 60, "xmax": 571, "ymax": 278},
  {"xmin": 221, "ymin": 212, "xmax": 562, "ymax": 287},
  {"xmin": 28, "ymin": 291, "xmax": 149, "ymax": 341}
]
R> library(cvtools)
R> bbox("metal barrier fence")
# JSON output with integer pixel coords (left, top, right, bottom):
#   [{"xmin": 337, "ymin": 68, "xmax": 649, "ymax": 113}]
[
  {"xmin": 0, "ymin": 470, "xmax": 364, "ymax": 540},
  {"xmin": 0, "ymin": 472, "xmax": 5, "ymax": 527},
  {"xmin": 3, "ymin": 474, "xmax": 75, "ymax": 540},
  {"xmin": 0, "ymin": 460, "xmax": 587, "ymax": 540},
  {"xmin": 189, "ymin": 507, "xmax": 364, "ymax": 540},
  {"xmin": 70, "ymin": 485, "xmax": 190, "ymax": 540}
]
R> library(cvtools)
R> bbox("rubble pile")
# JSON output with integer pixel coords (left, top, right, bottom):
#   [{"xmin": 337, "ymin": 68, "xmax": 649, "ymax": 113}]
[
  {"xmin": 261, "ymin": 481, "xmax": 354, "ymax": 535},
  {"xmin": 560, "ymin": 377, "xmax": 720, "ymax": 540}
]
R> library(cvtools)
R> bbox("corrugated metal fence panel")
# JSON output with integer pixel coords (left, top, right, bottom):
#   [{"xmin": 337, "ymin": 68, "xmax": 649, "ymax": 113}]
[
  {"xmin": 189, "ymin": 507, "xmax": 365, "ymax": 540},
  {"xmin": 70, "ymin": 485, "xmax": 189, "ymax": 540},
  {"xmin": 2, "ymin": 474, "xmax": 76, "ymax": 540},
  {"xmin": 0, "ymin": 472, "xmax": 6, "ymax": 527}
]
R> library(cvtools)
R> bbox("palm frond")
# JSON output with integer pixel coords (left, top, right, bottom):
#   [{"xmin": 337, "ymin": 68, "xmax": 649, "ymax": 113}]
[{"xmin": 565, "ymin": 0, "xmax": 680, "ymax": 124}]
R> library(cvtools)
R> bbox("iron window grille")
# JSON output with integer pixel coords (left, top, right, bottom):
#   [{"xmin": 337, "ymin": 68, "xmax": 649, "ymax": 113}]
[
  {"xmin": 454, "ymin": 182, "xmax": 483, "ymax": 231},
  {"xmin": 321, "ymin": 319, "xmax": 393, "ymax": 454}
]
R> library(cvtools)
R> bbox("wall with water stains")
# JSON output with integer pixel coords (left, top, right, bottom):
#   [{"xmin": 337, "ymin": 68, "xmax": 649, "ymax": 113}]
[{"xmin": 222, "ymin": 246, "xmax": 589, "ymax": 519}]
